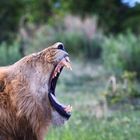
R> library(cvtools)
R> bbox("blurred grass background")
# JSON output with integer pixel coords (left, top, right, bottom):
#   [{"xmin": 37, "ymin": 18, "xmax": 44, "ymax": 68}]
[{"xmin": 0, "ymin": 0, "xmax": 140, "ymax": 140}]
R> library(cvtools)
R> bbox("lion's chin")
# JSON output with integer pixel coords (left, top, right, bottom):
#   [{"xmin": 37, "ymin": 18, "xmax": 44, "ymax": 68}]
[{"xmin": 48, "ymin": 56, "xmax": 72, "ymax": 120}]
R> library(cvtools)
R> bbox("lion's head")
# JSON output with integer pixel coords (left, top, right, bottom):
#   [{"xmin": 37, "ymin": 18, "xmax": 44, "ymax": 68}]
[
  {"xmin": 0, "ymin": 42, "xmax": 72, "ymax": 140},
  {"xmin": 16, "ymin": 42, "xmax": 73, "ymax": 126},
  {"xmin": 41, "ymin": 42, "xmax": 72, "ymax": 125}
]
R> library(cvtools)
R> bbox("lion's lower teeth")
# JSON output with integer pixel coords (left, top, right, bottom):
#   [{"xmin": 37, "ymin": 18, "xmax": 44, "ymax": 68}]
[{"xmin": 64, "ymin": 105, "xmax": 72, "ymax": 113}]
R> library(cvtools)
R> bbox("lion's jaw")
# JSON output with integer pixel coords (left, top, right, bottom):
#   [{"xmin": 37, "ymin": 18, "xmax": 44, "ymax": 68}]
[{"xmin": 14, "ymin": 42, "xmax": 72, "ymax": 126}]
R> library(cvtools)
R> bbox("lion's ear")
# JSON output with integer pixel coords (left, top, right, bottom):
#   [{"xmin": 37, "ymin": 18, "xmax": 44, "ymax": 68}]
[{"xmin": 0, "ymin": 80, "xmax": 5, "ymax": 92}]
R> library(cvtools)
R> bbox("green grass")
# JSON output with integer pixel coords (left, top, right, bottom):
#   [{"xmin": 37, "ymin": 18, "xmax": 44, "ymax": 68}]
[
  {"xmin": 0, "ymin": 42, "xmax": 140, "ymax": 139},
  {"xmin": 0, "ymin": 32, "xmax": 140, "ymax": 140},
  {"xmin": 0, "ymin": 42, "xmax": 21, "ymax": 66},
  {"xmin": 47, "ymin": 111, "xmax": 140, "ymax": 140},
  {"xmin": 45, "ymin": 60, "xmax": 140, "ymax": 140}
]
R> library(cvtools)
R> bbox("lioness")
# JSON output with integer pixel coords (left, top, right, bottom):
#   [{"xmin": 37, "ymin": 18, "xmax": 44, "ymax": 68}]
[{"xmin": 0, "ymin": 42, "xmax": 72, "ymax": 140}]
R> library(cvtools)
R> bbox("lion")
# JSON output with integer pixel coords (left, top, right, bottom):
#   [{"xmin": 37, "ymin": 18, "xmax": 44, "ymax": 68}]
[{"xmin": 0, "ymin": 42, "xmax": 72, "ymax": 140}]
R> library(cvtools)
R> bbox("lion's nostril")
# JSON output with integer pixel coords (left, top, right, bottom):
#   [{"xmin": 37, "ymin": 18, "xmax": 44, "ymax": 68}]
[{"xmin": 58, "ymin": 43, "xmax": 64, "ymax": 50}]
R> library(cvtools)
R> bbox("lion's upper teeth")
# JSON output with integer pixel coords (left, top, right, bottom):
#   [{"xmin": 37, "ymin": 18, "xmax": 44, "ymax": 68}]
[
  {"xmin": 52, "ymin": 57, "xmax": 72, "ymax": 79},
  {"xmin": 65, "ymin": 56, "xmax": 70, "ymax": 62},
  {"xmin": 61, "ymin": 58, "xmax": 72, "ymax": 70}
]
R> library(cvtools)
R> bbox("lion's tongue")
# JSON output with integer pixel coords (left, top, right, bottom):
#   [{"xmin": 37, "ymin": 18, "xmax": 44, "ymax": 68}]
[{"xmin": 52, "ymin": 57, "xmax": 72, "ymax": 79}]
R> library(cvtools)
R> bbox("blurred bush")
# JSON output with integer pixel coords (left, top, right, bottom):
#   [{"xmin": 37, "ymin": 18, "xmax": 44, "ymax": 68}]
[
  {"xmin": 102, "ymin": 32, "xmax": 140, "ymax": 78},
  {"xmin": 30, "ymin": 15, "xmax": 103, "ymax": 59},
  {"xmin": 103, "ymin": 71, "xmax": 140, "ymax": 108},
  {"xmin": 2, "ymin": 15, "xmax": 140, "ymax": 74},
  {"xmin": 0, "ymin": 15, "xmax": 104, "ymax": 66},
  {"xmin": 0, "ymin": 42, "xmax": 21, "ymax": 66}
]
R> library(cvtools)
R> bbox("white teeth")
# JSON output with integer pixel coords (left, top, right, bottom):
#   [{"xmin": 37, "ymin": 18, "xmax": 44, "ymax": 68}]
[
  {"xmin": 52, "ymin": 57, "xmax": 72, "ymax": 80},
  {"xmin": 62, "ymin": 58, "xmax": 72, "ymax": 71},
  {"xmin": 55, "ymin": 73, "xmax": 57, "ymax": 77},
  {"xmin": 67, "ymin": 63, "xmax": 72, "ymax": 71},
  {"xmin": 65, "ymin": 56, "xmax": 70, "ymax": 62},
  {"xmin": 57, "ymin": 65, "xmax": 61, "ymax": 73},
  {"xmin": 64, "ymin": 105, "xmax": 73, "ymax": 113}
]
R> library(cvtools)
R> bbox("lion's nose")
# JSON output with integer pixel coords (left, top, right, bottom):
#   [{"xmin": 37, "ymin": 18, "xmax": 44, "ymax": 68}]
[{"xmin": 56, "ymin": 42, "xmax": 65, "ymax": 50}]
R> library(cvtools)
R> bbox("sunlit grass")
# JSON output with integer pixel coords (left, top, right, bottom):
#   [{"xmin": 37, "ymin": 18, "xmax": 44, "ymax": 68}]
[
  {"xmin": 46, "ymin": 110, "xmax": 140, "ymax": 140},
  {"xmin": 46, "ymin": 61, "xmax": 140, "ymax": 140}
]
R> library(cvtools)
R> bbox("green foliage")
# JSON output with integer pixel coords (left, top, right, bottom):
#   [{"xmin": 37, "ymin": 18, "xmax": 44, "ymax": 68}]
[
  {"xmin": 102, "ymin": 32, "xmax": 140, "ymax": 78},
  {"xmin": 122, "ymin": 71, "xmax": 140, "ymax": 98},
  {"xmin": 0, "ymin": 42, "xmax": 21, "ymax": 66},
  {"xmin": 0, "ymin": 0, "xmax": 65, "ymax": 42},
  {"xmin": 45, "ymin": 62, "xmax": 140, "ymax": 140},
  {"xmin": 56, "ymin": 32, "xmax": 86, "ymax": 57},
  {"xmin": 55, "ymin": 32, "xmax": 103, "ymax": 59},
  {"xmin": 59, "ymin": 32, "xmax": 102, "ymax": 59},
  {"xmin": 1, "ymin": 0, "xmax": 140, "ymax": 43},
  {"xmin": 46, "ymin": 111, "xmax": 140, "ymax": 140},
  {"xmin": 30, "ymin": 16, "xmax": 103, "ymax": 59},
  {"xmin": 67, "ymin": 0, "xmax": 140, "ymax": 33},
  {"xmin": 103, "ymin": 71, "xmax": 140, "ymax": 107},
  {"xmin": 0, "ymin": 1, "xmax": 24, "ymax": 41}
]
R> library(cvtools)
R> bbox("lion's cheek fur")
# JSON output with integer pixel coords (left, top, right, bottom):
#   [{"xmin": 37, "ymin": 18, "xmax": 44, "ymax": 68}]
[
  {"xmin": 0, "ymin": 43, "xmax": 70, "ymax": 140},
  {"xmin": 0, "ymin": 71, "xmax": 52, "ymax": 139},
  {"xmin": 51, "ymin": 111, "xmax": 68, "ymax": 126}
]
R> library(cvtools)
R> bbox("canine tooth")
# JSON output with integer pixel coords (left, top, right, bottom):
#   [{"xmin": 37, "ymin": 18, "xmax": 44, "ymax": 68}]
[
  {"xmin": 67, "ymin": 64, "xmax": 72, "ymax": 71},
  {"xmin": 58, "ymin": 68, "xmax": 60, "ymax": 73},
  {"xmin": 53, "ymin": 72, "xmax": 56, "ymax": 78},
  {"xmin": 60, "ymin": 63, "xmax": 63, "ymax": 68},
  {"xmin": 65, "ymin": 56, "xmax": 70, "ymax": 62},
  {"xmin": 57, "ymin": 69, "xmax": 60, "ymax": 73},
  {"xmin": 56, "ymin": 65, "xmax": 61, "ymax": 73},
  {"xmin": 66, "ymin": 63, "xmax": 72, "ymax": 71},
  {"xmin": 55, "ymin": 72, "xmax": 57, "ymax": 77},
  {"xmin": 62, "ymin": 60, "xmax": 72, "ymax": 71}
]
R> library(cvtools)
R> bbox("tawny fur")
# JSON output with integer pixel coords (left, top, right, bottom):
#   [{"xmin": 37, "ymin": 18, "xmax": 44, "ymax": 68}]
[{"xmin": 0, "ymin": 43, "xmax": 68, "ymax": 140}]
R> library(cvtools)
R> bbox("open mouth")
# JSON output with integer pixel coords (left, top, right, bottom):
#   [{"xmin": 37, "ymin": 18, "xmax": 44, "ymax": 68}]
[{"xmin": 48, "ymin": 56, "xmax": 72, "ymax": 120}]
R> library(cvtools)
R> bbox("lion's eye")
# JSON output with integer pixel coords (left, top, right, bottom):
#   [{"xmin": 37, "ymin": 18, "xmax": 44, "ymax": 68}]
[{"xmin": 58, "ymin": 44, "xmax": 64, "ymax": 50}]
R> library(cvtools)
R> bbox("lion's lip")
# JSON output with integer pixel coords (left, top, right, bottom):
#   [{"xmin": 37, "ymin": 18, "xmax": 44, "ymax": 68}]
[
  {"xmin": 48, "ymin": 93, "xmax": 72, "ymax": 119},
  {"xmin": 48, "ymin": 56, "xmax": 72, "ymax": 119}
]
